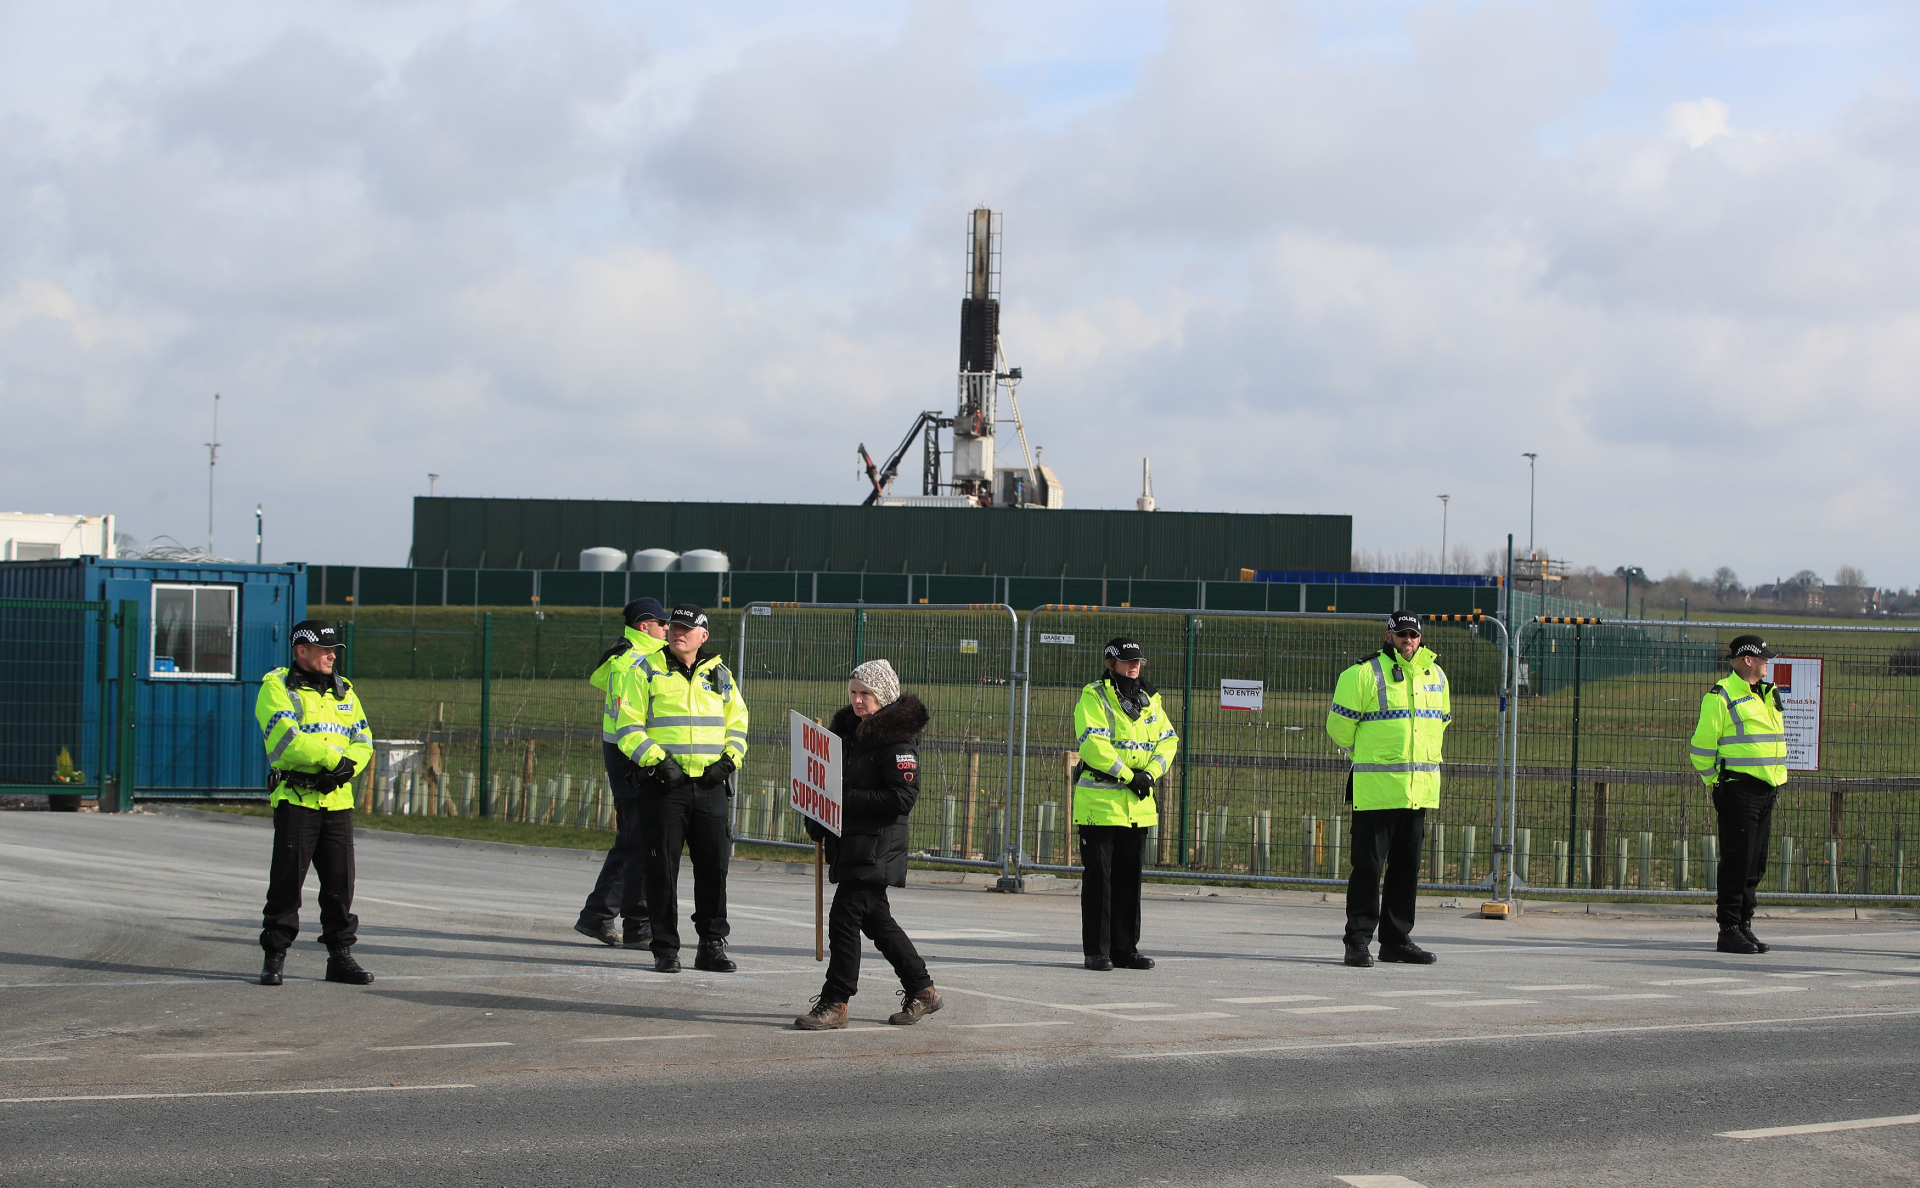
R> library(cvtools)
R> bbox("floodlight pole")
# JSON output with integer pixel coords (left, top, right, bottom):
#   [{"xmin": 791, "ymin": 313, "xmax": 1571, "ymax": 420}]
[
  {"xmin": 1437, "ymin": 495, "xmax": 1450, "ymax": 574},
  {"xmin": 1522, "ymin": 453, "xmax": 1537, "ymax": 556},
  {"xmin": 205, "ymin": 393, "xmax": 221, "ymax": 556}
]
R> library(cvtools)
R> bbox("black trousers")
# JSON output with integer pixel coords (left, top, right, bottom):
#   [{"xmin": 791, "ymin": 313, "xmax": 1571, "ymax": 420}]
[
  {"xmin": 578, "ymin": 793, "xmax": 649, "ymax": 938},
  {"xmin": 1714, "ymin": 774, "xmax": 1779, "ymax": 929},
  {"xmin": 260, "ymin": 802, "xmax": 358, "ymax": 955},
  {"xmin": 1079, "ymin": 824, "xmax": 1147, "ymax": 959},
  {"xmin": 821, "ymin": 881, "xmax": 931, "ymax": 1003},
  {"xmin": 640, "ymin": 778, "xmax": 731, "ymax": 958},
  {"xmin": 1346, "ymin": 807, "xmax": 1427, "ymax": 947}
]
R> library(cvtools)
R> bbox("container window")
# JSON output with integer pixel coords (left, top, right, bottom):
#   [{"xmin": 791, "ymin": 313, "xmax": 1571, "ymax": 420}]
[{"xmin": 151, "ymin": 584, "xmax": 237, "ymax": 678}]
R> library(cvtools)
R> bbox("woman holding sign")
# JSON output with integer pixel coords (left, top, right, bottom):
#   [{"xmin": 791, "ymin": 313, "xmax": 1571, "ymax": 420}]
[{"xmin": 795, "ymin": 660, "xmax": 944, "ymax": 1030}]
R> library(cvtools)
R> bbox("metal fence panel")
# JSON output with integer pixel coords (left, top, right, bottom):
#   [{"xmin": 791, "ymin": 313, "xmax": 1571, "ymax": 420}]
[
  {"xmin": 1018, "ymin": 606, "xmax": 1511, "ymax": 890},
  {"xmin": 0, "ymin": 599, "xmax": 109, "ymax": 800}
]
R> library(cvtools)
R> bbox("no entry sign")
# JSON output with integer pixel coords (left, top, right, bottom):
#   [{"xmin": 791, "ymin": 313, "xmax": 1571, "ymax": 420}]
[{"xmin": 789, "ymin": 709, "xmax": 843, "ymax": 836}]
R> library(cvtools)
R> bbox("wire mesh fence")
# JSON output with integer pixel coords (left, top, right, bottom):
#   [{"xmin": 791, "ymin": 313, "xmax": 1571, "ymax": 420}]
[
  {"xmin": 1017, "ymin": 607, "xmax": 1512, "ymax": 889},
  {"xmin": 1512, "ymin": 618, "xmax": 1920, "ymax": 899},
  {"xmin": 0, "ymin": 599, "xmax": 111, "ymax": 801}
]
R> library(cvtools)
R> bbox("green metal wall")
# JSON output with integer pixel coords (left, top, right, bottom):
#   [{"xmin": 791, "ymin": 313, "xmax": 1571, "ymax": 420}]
[{"xmin": 409, "ymin": 498, "xmax": 1351, "ymax": 581}]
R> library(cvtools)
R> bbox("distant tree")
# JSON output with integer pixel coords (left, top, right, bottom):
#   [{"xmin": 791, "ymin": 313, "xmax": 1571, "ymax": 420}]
[
  {"xmin": 1787, "ymin": 569, "xmax": 1823, "ymax": 591},
  {"xmin": 1709, "ymin": 567, "xmax": 1743, "ymax": 600},
  {"xmin": 1833, "ymin": 564, "xmax": 1867, "ymax": 589}
]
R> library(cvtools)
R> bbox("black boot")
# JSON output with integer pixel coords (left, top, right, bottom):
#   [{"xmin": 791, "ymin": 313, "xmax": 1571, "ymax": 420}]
[
  {"xmin": 1378, "ymin": 941, "xmax": 1437, "ymax": 965},
  {"xmin": 1740, "ymin": 924, "xmax": 1770, "ymax": 954},
  {"xmin": 1343, "ymin": 940, "xmax": 1374, "ymax": 968},
  {"xmin": 325, "ymin": 946, "xmax": 375, "ymax": 985},
  {"xmin": 1716, "ymin": 927, "xmax": 1759, "ymax": 955},
  {"xmin": 260, "ymin": 951, "xmax": 285, "ymax": 986},
  {"xmin": 694, "ymin": 941, "xmax": 736, "ymax": 973}
]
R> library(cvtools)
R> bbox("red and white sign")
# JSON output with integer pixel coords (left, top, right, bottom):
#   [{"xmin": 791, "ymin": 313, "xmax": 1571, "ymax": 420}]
[
  {"xmin": 1766, "ymin": 656, "xmax": 1823, "ymax": 772},
  {"xmin": 789, "ymin": 709, "xmax": 843, "ymax": 836},
  {"xmin": 1220, "ymin": 679, "xmax": 1264, "ymax": 712}
]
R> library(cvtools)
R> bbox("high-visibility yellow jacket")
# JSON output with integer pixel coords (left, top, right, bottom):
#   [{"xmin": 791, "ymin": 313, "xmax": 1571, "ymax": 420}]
[
  {"xmin": 1072, "ymin": 677, "xmax": 1179, "ymax": 828},
  {"xmin": 593, "ymin": 626, "xmax": 666, "ymax": 747},
  {"xmin": 1689, "ymin": 672, "xmax": 1788, "ymax": 787},
  {"xmin": 1325, "ymin": 646, "xmax": 1452, "ymax": 811},
  {"xmin": 256, "ymin": 666, "xmax": 374, "ymax": 810},
  {"xmin": 607, "ymin": 646, "xmax": 749, "ymax": 778}
]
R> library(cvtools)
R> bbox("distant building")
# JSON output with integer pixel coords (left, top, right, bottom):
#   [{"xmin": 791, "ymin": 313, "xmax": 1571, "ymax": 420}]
[{"xmin": 1, "ymin": 513, "xmax": 115, "ymax": 561}]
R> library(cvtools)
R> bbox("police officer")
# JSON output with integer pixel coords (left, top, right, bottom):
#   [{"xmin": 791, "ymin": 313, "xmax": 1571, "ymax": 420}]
[
  {"xmin": 573, "ymin": 597, "xmax": 670, "ymax": 950},
  {"xmin": 1072, "ymin": 637, "xmax": 1178, "ymax": 972},
  {"xmin": 607, "ymin": 603, "xmax": 749, "ymax": 974},
  {"xmin": 255, "ymin": 620, "xmax": 375, "ymax": 987},
  {"xmin": 1690, "ymin": 635, "xmax": 1789, "ymax": 954},
  {"xmin": 1327, "ymin": 612, "xmax": 1451, "ymax": 968}
]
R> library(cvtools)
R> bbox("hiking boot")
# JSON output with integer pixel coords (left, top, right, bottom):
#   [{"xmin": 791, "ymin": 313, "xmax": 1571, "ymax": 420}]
[
  {"xmin": 574, "ymin": 921, "xmax": 619, "ymax": 947},
  {"xmin": 1343, "ymin": 940, "xmax": 1374, "ymax": 968},
  {"xmin": 693, "ymin": 941, "xmax": 737, "ymax": 973},
  {"xmin": 1378, "ymin": 942, "xmax": 1437, "ymax": 965},
  {"xmin": 1084, "ymin": 955, "xmax": 1114, "ymax": 972},
  {"xmin": 1114, "ymin": 953, "xmax": 1155, "ymax": 970},
  {"xmin": 1740, "ymin": 925, "xmax": 1770, "ymax": 954},
  {"xmin": 325, "ymin": 947, "xmax": 374, "ymax": 985},
  {"xmin": 1717, "ymin": 928, "xmax": 1759, "ymax": 955},
  {"xmin": 260, "ymin": 952, "xmax": 285, "ymax": 986},
  {"xmin": 654, "ymin": 953, "xmax": 682, "ymax": 973},
  {"xmin": 888, "ymin": 986, "xmax": 944, "ymax": 1026},
  {"xmin": 794, "ymin": 997, "xmax": 848, "ymax": 1030}
]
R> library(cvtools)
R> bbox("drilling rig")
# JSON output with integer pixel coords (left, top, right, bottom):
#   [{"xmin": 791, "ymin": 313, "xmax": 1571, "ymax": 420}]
[{"xmin": 857, "ymin": 208, "xmax": 1062, "ymax": 509}]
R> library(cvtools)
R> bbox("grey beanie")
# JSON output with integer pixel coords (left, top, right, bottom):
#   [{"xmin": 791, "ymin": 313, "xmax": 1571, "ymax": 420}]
[{"xmin": 849, "ymin": 659, "xmax": 901, "ymax": 707}]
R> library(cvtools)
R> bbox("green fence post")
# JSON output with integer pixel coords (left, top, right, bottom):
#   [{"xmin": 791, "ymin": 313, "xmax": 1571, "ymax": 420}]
[
  {"xmin": 479, "ymin": 612, "xmax": 493, "ymax": 818},
  {"xmin": 95, "ymin": 603, "xmax": 112, "ymax": 811},
  {"xmin": 116, "ymin": 599, "xmax": 138, "ymax": 813},
  {"xmin": 1566, "ymin": 623, "xmax": 1584, "ymax": 886},
  {"xmin": 1180, "ymin": 613, "xmax": 1195, "ymax": 867},
  {"xmin": 344, "ymin": 621, "xmax": 355, "ymax": 680}
]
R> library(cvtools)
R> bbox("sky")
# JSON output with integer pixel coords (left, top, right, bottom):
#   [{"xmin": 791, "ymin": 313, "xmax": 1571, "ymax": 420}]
[{"xmin": 3, "ymin": 0, "xmax": 1918, "ymax": 588}]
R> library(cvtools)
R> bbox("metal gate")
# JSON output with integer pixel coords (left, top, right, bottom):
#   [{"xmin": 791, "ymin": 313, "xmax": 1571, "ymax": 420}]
[
  {"xmin": 0, "ymin": 598, "xmax": 136, "ymax": 810},
  {"xmin": 1016, "ymin": 606, "xmax": 1514, "ymax": 891},
  {"xmin": 735, "ymin": 602, "xmax": 1020, "ymax": 866}
]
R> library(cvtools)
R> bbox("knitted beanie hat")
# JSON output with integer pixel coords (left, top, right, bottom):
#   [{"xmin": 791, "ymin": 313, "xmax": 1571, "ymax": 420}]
[{"xmin": 849, "ymin": 659, "xmax": 901, "ymax": 707}]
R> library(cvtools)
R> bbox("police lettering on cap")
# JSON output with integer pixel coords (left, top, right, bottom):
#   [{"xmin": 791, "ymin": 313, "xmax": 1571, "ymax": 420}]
[
  {"xmin": 1386, "ymin": 612, "xmax": 1423, "ymax": 636},
  {"xmin": 290, "ymin": 620, "xmax": 340, "ymax": 649},
  {"xmin": 668, "ymin": 603, "xmax": 709, "ymax": 630},
  {"xmin": 1104, "ymin": 637, "xmax": 1145, "ymax": 663},
  {"xmin": 1728, "ymin": 634, "xmax": 1777, "ymax": 659},
  {"xmin": 622, "ymin": 597, "xmax": 668, "ymax": 626}
]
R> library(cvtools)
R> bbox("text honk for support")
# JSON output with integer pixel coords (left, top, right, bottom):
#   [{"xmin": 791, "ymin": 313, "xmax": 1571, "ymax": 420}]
[{"xmin": 788, "ymin": 709, "xmax": 844, "ymax": 837}]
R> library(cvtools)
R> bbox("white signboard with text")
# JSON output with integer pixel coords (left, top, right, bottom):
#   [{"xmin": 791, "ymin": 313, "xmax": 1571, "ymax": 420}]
[
  {"xmin": 1767, "ymin": 657, "xmax": 1823, "ymax": 772},
  {"xmin": 789, "ymin": 709, "xmax": 843, "ymax": 836},
  {"xmin": 1220, "ymin": 679, "xmax": 1265, "ymax": 712}
]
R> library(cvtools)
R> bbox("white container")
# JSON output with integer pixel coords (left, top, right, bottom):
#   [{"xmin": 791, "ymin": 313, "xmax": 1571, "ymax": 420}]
[
  {"xmin": 630, "ymin": 548, "xmax": 680, "ymax": 572},
  {"xmin": 579, "ymin": 547, "xmax": 626, "ymax": 571},
  {"xmin": 679, "ymin": 548, "xmax": 730, "ymax": 573}
]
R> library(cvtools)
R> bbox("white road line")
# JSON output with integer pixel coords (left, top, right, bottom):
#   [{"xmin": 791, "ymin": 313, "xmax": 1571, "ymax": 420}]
[
  {"xmin": 1845, "ymin": 980, "xmax": 1908, "ymax": 988},
  {"xmin": 365, "ymin": 1042, "xmax": 514, "ymax": 1051},
  {"xmin": 782, "ymin": 1027, "xmax": 893, "ymax": 1034},
  {"xmin": 1114, "ymin": 1007, "xmax": 1920, "ymax": 1061},
  {"xmin": 1108, "ymin": 1013, "xmax": 1237, "ymax": 1022},
  {"xmin": 0, "ymin": 1083, "xmax": 475, "ymax": 1105},
  {"xmin": 1574, "ymin": 993, "xmax": 1676, "ymax": 1001},
  {"xmin": 1509, "ymin": 984, "xmax": 1610, "ymax": 991},
  {"xmin": 0, "ymin": 1056, "xmax": 69, "ymax": 1062},
  {"xmin": 1711, "ymin": 987, "xmax": 1806, "ymax": 996},
  {"xmin": 957, "ymin": 1021, "xmax": 1076, "ymax": 1029},
  {"xmin": 1720, "ymin": 1112, "xmax": 1920, "ymax": 1139},
  {"xmin": 1337, "ymin": 1176, "xmax": 1430, "ymax": 1187},
  {"xmin": 1281, "ymin": 1005, "xmax": 1397, "ymax": 1015},
  {"xmin": 1646, "ymin": 977, "xmax": 1745, "ymax": 986},
  {"xmin": 1765, "ymin": 971, "xmax": 1855, "ymax": 978},
  {"xmin": 1428, "ymin": 999, "xmax": 1537, "ymax": 1008},
  {"xmin": 1216, "ymin": 995, "xmax": 1329, "ymax": 1004},
  {"xmin": 1081, "ymin": 1002, "xmax": 1178, "ymax": 1010},
  {"xmin": 571, "ymin": 1034, "xmax": 715, "ymax": 1043},
  {"xmin": 2, "ymin": 978, "xmax": 243, "ymax": 990},
  {"xmin": 1367, "ymin": 990, "xmax": 1475, "ymax": 998},
  {"xmin": 139, "ymin": 1050, "xmax": 296, "ymax": 1060}
]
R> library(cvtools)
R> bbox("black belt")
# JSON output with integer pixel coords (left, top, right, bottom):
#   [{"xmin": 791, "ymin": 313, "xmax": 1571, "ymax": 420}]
[{"xmin": 271, "ymin": 768, "xmax": 333, "ymax": 792}]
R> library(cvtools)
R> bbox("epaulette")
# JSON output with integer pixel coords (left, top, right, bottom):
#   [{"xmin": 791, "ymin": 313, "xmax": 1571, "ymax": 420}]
[{"xmin": 598, "ymin": 639, "xmax": 632, "ymax": 666}]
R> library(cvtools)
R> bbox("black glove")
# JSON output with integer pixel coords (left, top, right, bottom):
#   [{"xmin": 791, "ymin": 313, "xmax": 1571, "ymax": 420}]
[
  {"xmin": 697, "ymin": 755, "xmax": 737, "ymax": 790},
  {"xmin": 325, "ymin": 757, "xmax": 358, "ymax": 791},
  {"xmin": 623, "ymin": 759, "xmax": 647, "ymax": 790},
  {"xmin": 1127, "ymin": 770, "xmax": 1154, "ymax": 799},
  {"xmin": 650, "ymin": 760, "xmax": 693, "ymax": 793}
]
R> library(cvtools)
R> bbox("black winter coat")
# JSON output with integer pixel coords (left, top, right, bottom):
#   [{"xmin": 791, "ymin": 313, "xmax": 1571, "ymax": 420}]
[{"xmin": 803, "ymin": 694, "xmax": 927, "ymax": 886}]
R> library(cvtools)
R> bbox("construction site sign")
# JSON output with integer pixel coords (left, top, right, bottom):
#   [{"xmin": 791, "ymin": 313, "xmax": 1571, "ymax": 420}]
[
  {"xmin": 1220, "ymin": 679, "xmax": 1264, "ymax": 712},
  {"xmin": 1768, "ymin": 656, "xmax": 1823, "ymax": 772},
  {"xmin": 789, "ymin": 710, "xmax": 843, "ymax": 835}
]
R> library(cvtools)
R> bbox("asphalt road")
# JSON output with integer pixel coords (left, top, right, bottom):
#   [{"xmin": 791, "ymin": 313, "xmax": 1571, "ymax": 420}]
[{"xmin": 3, "ymin": 808, "xmax": 1919, "ymax": 1187}]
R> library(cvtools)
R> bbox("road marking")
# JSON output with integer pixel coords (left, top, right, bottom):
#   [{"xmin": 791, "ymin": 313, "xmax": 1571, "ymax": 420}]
[
  {"xmin": 783, "ymin": 1027, "xmax": 893, "ymax": 1034},
  {"xmin": 1, "ymin": 977, "xmax": 243, "ymax": 989},
  {"xmin": 1081, "ymin": 1002, "xmax": 1178, "ymax": 1010},
  {"xmin": 1509, "ymin": 984, "xmax": 1610, "ymax": 991},
  {"xmin": 1646, "ymin": 977, "xmax": 1746, "ymax": 986},
  {"xmin": 1367, "ymin": 990, "xmax": 1476, "ymax": 997},
  {"xmin": 1337, "ymin": 1177, "xmax": 1430, "ymax": 1187},
  {"xmin": 1108, "ymin": 1012, "xmax": 1237, "ymax": 1022},
  {"xmin": 139, "ymin": 1050, "xmax": 297, "ymax": 1060},
  {"xmin": 0, "ymin": 1056, "xmax": 69, "ymax": 1062},
  {"xmin": 1765, "ymin": 971, "xmax": 1854, "ymax": 978},
  {"xmin": 365, "ymin": 1042, "xmax": 514, "ymax": 1051},
  {"xmin": 1710, "ymin": 987, "xmax": 1806, "ymax": 996},
  {"xmin": 1281, "ymin": 1005, "xmax": 1397, "ymax": 1015},
  {"xmin": 1114, "ymin": 1007, "xmax": 1920, "ymax": 1061},
  {"xmin": 1720, "ymin": 1112, "xmax": 1920, "ymax": 1139},
  {"xmin": 0, "ymin": 1083, "xmax": 475, "ymax": 1105},
  {"xmin": 1216, "ymin": 995, "xmax": 1329, "ymax": 1004},
  {"xmin": 1573, "ymin": 993, "xmax": 1675, "ymax": 1001},
  {"xmin": 957, "ymin": 1021, "xmax": 1076, "ymax": 1029},
  {"xmin": 572, "ymin": 1034, "xmax": 715, "ymax": 1043},
  {"xmin": 1427, "ymin": 999, "xmax": 1537, "ymax": 1008},
  {"xmin": 1844, "ymin": 980, "xmax": 1907, "ymax": 988}
]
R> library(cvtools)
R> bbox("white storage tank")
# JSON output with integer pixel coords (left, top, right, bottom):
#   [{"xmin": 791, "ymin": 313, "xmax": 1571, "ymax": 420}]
[
  {"xmin": 630, "ymin": 548, "xmax": 680, "ymax": 572},
  {"xmin": 679, "ymin": 548, "xmax": 731, "ymax": 573},
  {"xmin": 579, "ymin": 547, "xmax": 626, "ymax": 572}
]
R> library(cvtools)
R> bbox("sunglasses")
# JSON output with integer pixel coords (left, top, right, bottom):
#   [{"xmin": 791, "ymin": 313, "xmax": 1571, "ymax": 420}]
[{"xmin": 1393, "ymin": 630, "xmax": 1422, "ymax": 639}]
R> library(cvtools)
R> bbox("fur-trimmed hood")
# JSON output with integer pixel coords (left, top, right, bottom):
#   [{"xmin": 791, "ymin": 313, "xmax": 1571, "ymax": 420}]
[{"xmin": 828, "ymin": 692, "xmax": 928, "ymax": 747}]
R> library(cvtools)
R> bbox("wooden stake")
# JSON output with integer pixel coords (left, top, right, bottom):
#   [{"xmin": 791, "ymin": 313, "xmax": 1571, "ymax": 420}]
[{"xmin": 814, "ymin": 839, "xmax": 825, "ymax": 962}]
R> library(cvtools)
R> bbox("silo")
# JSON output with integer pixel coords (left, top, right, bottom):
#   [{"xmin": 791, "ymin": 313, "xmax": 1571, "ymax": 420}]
[
  {"xmin": 630, "ymin": 548, "xmax": 680, "ymax": 572},
  {"xmin": 579, "ymin": 547, "xmax": 626, "ymax": 572},
  {"xmin": 679, "ymin": 549, "xmax": 731, "ymax": 573}
]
